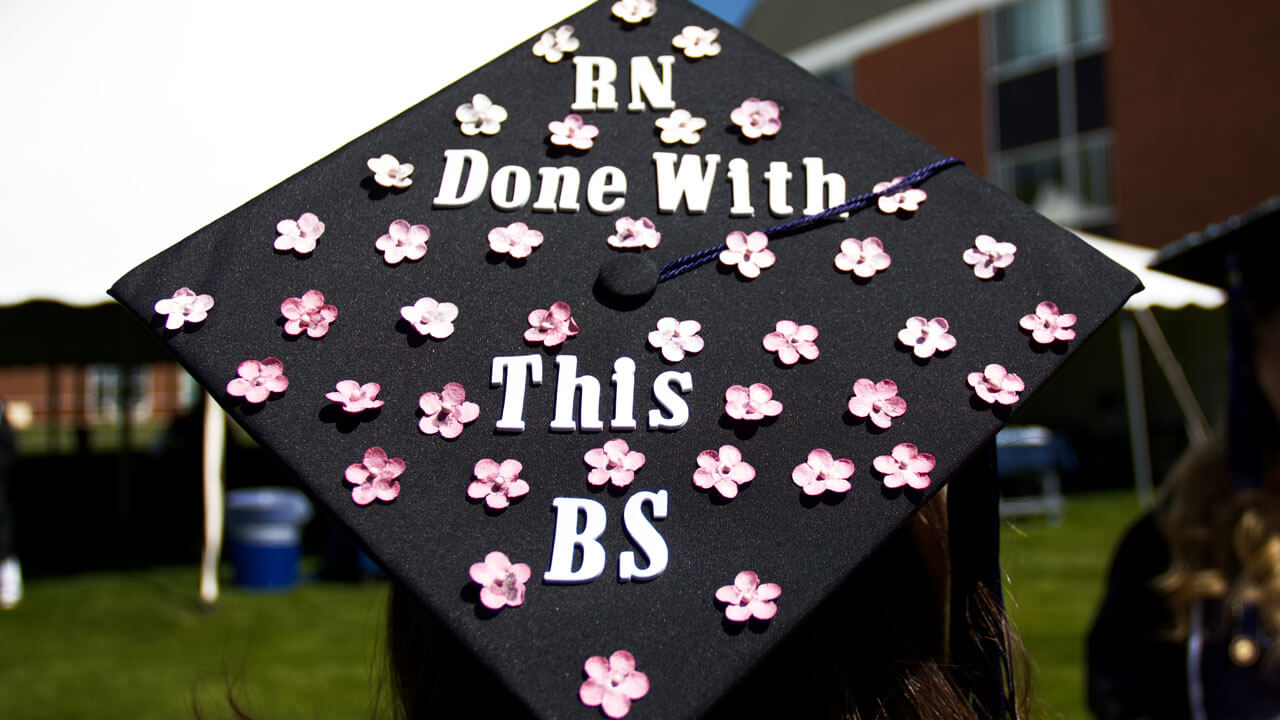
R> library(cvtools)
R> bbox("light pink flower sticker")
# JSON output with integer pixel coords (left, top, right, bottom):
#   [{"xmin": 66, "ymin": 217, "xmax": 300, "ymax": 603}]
[
  {"xmin": 281, "ymin": 290, "xmax": 337, "ymax": 339},
  {"xmin": 762, "ymin": 320, "xmax": 819, "ymax": 365},
  {"xmin": 847, "ymin": 379, "xmax": 907, "ymax": 429},
  {"xmin": 897, "ymin": 316, "xmax": 956, "ymax": 359},
  {"xmin": 1020, "ymin": 301, "xmax": 1077, "ymax": 344},
  {"xmin": 968, "ymin": 364, "xmax": 1025, "ymax": 406},
  {"xmin": 469, "ymin": 551, "xmax": 531, "ymax": 610},
  {"xmin": 963, "ymin": 234, "xmax": 1016, "ymax": 279},
  {"xmin": 648, "ymin": 317, "xmax": 703, "ymax": 362},
  {"xmin": 584, "ymin": 439, "xmax": 646, "ymax": 488},
  {"xmin": 525, "ymin": 301, "xmax": 579, "ymax": 347},
  {"xmin": 724, "ymin": 383, "xmax": 783, "ymax": 421},
  {"xmin": 792, "ymin": 449, "xmax": 855, "ymax": 496},
  {"xmin": 579, "ymin": 650, "xmax": 649, "ymax": 719},
  {"xmin": 873, "ymin": 443, "xmax": 936, "ymax": 490},
  {"xmin": 654, "ymin": 109, "xmax": 706, "ymax": 146},
  {"xmin": 400, "ymin": 297, "xmax": 457, "ymax": 339},
  {"xmin": 549, "ymin": 114, "xmax": 599, "ymax": 150},
  {"xmin": 367, "ymin": 154, "xmax": 413, "ymax": 189},
  {"xmin": 716, "ymin": 570, "xmax": 781, "ymax": 622},
  {"xmin": 375, "ymin": 219, "xmax": 429, "ymax": 265},
  {"xmin": 456, "ymin": 94, "xmax": 507, "ymax": 136},
  {"xmin": 226, "ymin": 357, "xmax": 288, "ymax": 404},
  {"xmin": 611, "ymin": 0, "xmax": 656, "ymax": 24},
  {"xmin": 274, "ymin": 212, "xmax": 324, "ymax": 254},
  {"xmin": 834, "ymin": 237, "xmax": 891, "ymax": 278},
  {"xmin": 532, "ymin": 25, "xmax": 578, "ymax": 63},
  {"xmin": 325, "ymin": 380, "xmax": 384, "ymax": 413},
  {"xmin": 719, "ymin": 231, "xmax": 776, "ymax": 279},
  {"xmin": 671, "ymin": 25, "xmax": 721, "ymax": 59},
  {"xmin": 874, "ymin": 177, "xmax": 927, "ymax": 213},
  {"xmin": 154, "ymin": 287, "xmax": 214, "ymax": 330},
  {"xmin": 489, "ymin": 222, "xmax": 544, "ymax": 259},
  {"xmin": 693, "ymin": 445, "xmax": 755, "ymax": 499},
  {"xmin": 418, "ymin": 383, "xmax": 480, "ymax": 439},
  {"xmin": 730, "ymin": 97, "xmax": 781, "ymax": 139},
  {"xmin": 607, "ymin": 217, "xmax": 661, "ymax": 249},
  {"xmin": 345, "ymin": 447, "xmax": 404, "ymax": 505},
  {"xmin": 469, "ymin": 458, "xmax": 529, "ymax": 510}
]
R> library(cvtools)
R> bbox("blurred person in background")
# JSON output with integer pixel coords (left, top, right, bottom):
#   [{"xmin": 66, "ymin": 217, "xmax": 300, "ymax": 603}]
[
  {"xmin": 0, "ymin": 398, "xmax": 20, "ymax": 609},
  {"xmin": 1088, "ymin": 200, "xmax": 1280, "ymax": 719}
]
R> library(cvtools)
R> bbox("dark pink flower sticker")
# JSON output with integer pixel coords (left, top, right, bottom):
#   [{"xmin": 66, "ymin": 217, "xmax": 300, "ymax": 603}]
[
  {"xmin": 579, "ymin": 650, "xmax": 649, "ymax": 719},
  {"xmin": 275, "ymin": 212, "xmax": 324, "ymax": 255},
  {"xmin": 968, "ymin": 364, "xmax": 1025, "ymax": 405},
  {"xmin": 716, "ymin": 570, "xmax": 781, "ymax": 622},
  {"xmin": 1020, "ymin": 301, "xmax": 1077, "ymax": 344},
  {"xmin": 847, "ymin": 378, "xmax": 907, "ymax": 429},
  {"xmin": 584, "ymin": 438, "xmax": 646, "ymax": 488},
  {"xmin": 525, "ymin": 301, "xmax": 579, "ymax": 347},
  {"xmin": 693, "ymin": 445, "xmax": 755, "ymax": 499},
  {"xmin": 469, "ymin": 551, "xmax": 531, "ymax": 610},
  {"xmin": 963, "ymin": 234, "xmax": 1016, "ymax": 279},
  {"xmin": 281, "ymin": 289, "xmax": 337, "ymax": 339},
  {"xmin": 730, "ymin": 97, "xmax": 781, "ymax": 139},
  {"xmin": 762, "ymin": 320, "xmax": 819, "ymax": 365},
  {"xmin": 792, "ymin": 449, "xmax": 855, "ymax": 496},
  {"xmin": 607, "ymin": 216, "xmax": 661, "ymax": 250},
  {"xmin": 724, "ymin": 383, "xmax": 782, "ymax": 421},
  {"xmin": 418, "ymin": 383, "xmax": 480, "ymax": 439},
  {"xmin": 226, "ymin": 357, "xmax": 288, "ymax": 403},
  {"xmin": 325, "ymin": 380, "xmax": 384, "ymax": 413},
  {"xmin": 469, "ymin": 458, "xmax": 529, "ymax": 510},
  {"xmin": 873, "ymin": 443, "xmax": 936, "ymax": 490},
  {"xmin": 345, "ymin": 447, "xmax": 404, "ymax": 505}
]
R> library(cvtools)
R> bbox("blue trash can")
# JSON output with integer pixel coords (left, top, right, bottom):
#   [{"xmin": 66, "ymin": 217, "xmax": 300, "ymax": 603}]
[{"xmin": 226, "ymin": 488, "xmax": 313, "ymax": 591}]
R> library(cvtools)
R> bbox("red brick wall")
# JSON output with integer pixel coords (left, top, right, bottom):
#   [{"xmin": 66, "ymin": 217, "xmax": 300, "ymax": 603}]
[
  {"xmin": 855, "ymin": 15, "xmax": 987, "ymax": 177},
  {"xmin": 1110, "ymin": 0, "xmax": 1280, "ymax": 247}
]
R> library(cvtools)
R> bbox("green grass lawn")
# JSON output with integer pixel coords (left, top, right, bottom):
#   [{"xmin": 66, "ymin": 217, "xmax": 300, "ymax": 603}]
[
  {"xmin": 0, "ymin": 490, "xmax": 1146, "ymax": 719},
  {"xmin": 1002, "ymin": 491, "xmax": 1147, "ymax": 720}
]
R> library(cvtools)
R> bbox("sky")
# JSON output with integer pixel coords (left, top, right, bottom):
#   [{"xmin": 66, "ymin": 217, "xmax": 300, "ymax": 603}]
[{"xmin": 691, "ymin": 0, "xmax": 759, "ymax": 26}]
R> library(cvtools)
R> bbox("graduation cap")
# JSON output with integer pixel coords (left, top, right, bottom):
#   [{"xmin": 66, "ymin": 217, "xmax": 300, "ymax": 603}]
[{"xmin": 110, "ymin": 1, "xmax": 1139, "ymax": 717}]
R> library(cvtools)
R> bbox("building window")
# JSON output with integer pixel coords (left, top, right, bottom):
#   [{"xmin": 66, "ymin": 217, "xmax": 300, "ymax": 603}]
[
  {"xmin": 86, "ymin": 364, "xmax": 151, "ymax": 423},
  {"xmin": 988, "ymin": 0, "xmax": 1112, "ymax": 233}
]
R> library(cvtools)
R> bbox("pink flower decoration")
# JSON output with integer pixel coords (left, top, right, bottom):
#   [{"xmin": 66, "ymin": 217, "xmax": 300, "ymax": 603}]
[
  {"xmin": 692, "ymin": 445, "xmax": 755, "ymax": 499},
  {"xmin": 226, "ymin": 357, "xmax": 288, "ymax": 403},
  {"xmin": 873, "ymin": 443, "xmax": 936, "ymax": 490},
  {"xmin": 579, "ymin": 650, "xmax": 650, "ymax": 719},
  {"xmin": 469, "ymin": 551, "xmax": 531, "ymax": 610},
  {"xmin": 325, "ymin": 380, "xmax": 384, "ymax": 413},
  {"xmin": 647, "ymin": 317, "xmax": 703, "ymax": 362},
  {"xmin": 792, "ymin": 449, "xmax": 855, "ymax": 496},
  {"xmin": 400, "ymin": 297, "xmax": 457, "ymax": 339},
  {"xmin": 1020, "ymin": 301, "xmax": 1077, "ymax": 344},
  {"xmin": 281, "ymin": 290, "xmax": 337, "ymax": 339},
  {"xmin": 729, "ymin": 97, "xmax": 781, "ymax": 139},
  {"xmin": 549, "ymin": 113, "xmax": 599, "ymax": 150},
  {"xmin": 469, "ymin": 458, "xmax": 529, "ymax": 510},
  {"xmin": 719, "ymin": 230, "xmax": 776, "ymax": 279},
  {"xmin": 345, "ymin": 447, "xmax": 404, "ymax": 505},
  {"xmin": 488, "ymin": 222, "xmax": 544, "ymax": 259},
  {"xmin": 418, "ymin": 382, "xmax": 480, "ymax": 439},
  {"xmin": 897, "ymin": 316, "xmax": 956, "ymax": 359},
  {"xmin": 762, "ymin": 320, "xmax": 819, "ymax": 365},
  {"xmin": 873, "ymin": 177, "xmax": 928, "ymax": 213},
  {"xmin": 847, "ymin": 378, "xmax": 907, "ymax": 429},
  {"xmin": 968, "ymin": 363, "xmax": 1025, "ymax": 406},
  {"xmin": 154, "ymin": 287, "xmax": 214, "ymax": 330},
  {"xmin": 584, "ymin": 438, "xmax": 646, "ymax": 488},
  {"xmin": 367, "ymin": 153, "xmax": 413, "ymax": 189},
  {"xmin": 715, "ymin": 570, "xmax": 781, "ymax": 622},
  {"xmin": 963, "ymin": 234, "xmax": 1016, "ymax": 279},
  {"xmin": 834, "ymin": 237, "xmax": 891, "ymax": 278},
  {"xmin": 607, "ymin": 216, "xmax": 661, "ymax": 250},
  {"xmin": 375, "ymin": 219, "xmax": 429, "ymax": 264},
  {"xmin": 525, "ymin": 301, "xmax": 579, "ymax": 347},
  {"xmin": 724, "ymin": 383, "xmax": 783, "ymax": 421},
  {"xmin": 274, "ymin": 212, "xmax": 324, "ymax": 254}
]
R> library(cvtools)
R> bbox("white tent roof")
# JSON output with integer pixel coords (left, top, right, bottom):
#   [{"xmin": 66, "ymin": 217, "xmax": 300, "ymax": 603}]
[
  {"xmin": 1074, "ymin": 231, "xmax": 1225, "ymax": 311},
  {"xmin": 0, "ymin": 0, "xmax": 589, "ymax": 307}
]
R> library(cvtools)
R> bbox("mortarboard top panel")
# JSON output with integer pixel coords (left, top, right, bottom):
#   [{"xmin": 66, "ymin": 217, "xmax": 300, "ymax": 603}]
[
  {"xmin": 1151, "ymin": 196, "xmax": 1280, "ymax": 293},
  {"xmin": 110, "ymin": 1, "xmax": 1139, "ymax": 717}
]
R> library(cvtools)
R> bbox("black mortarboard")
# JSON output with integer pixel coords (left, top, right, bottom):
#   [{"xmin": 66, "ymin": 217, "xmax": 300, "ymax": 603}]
[{"xmin": 109, "ymin": 1, "xmax": 1139, "ymax": 717}]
